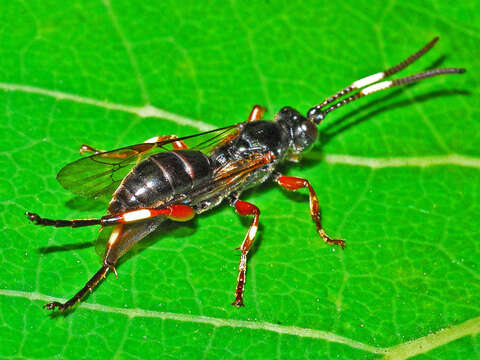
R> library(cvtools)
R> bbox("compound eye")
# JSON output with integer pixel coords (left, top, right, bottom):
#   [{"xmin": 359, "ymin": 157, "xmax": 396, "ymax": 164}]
[
  {"xmin": 294, "ymin": 120, "xmax": 317, "ymax": 153},
  {"xmin": 307, "ymin": 105, "xmax": 325, "ymax": 124},
  {"xmin": 304, "ymin": 120, "xmax": 318, "ymax": 148}
]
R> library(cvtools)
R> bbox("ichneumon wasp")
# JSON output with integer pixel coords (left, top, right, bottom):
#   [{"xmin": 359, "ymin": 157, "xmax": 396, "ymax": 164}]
[{"xmin": 27, "ymin": 37, "xmax": 465, "ymax": 311}]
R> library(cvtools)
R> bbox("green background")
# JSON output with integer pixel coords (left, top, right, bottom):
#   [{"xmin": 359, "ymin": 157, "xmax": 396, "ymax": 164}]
[{"xmin": 0, "ymin": 0, "xmax": 478, "ymax": 359}]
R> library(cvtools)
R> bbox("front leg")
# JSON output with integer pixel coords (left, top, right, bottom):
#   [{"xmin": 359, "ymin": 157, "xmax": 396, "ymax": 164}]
[
  {"xmin": 274, "ymin": 173, "xmax": 345, "ymax": 249},
  {"xmin": 230, "ymin": 197, "xmax": 261, "ymax": 307},
  {"xmin": 247, "ymin": 105, "xmax": 267, "ymax": 122}
]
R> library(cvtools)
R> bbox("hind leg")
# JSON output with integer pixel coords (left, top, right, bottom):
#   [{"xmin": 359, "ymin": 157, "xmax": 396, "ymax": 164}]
[
  {"xmin": 44, "ymin": 224, "xmax": 125, "ymax": 311},
  {"xmin": 44, "ymin": 264, "xmax": 111, "ymax": 311}
]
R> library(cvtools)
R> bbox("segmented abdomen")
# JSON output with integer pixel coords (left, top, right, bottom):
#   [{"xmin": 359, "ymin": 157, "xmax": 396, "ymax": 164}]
[{"xmin": 108, "ymin": 150, "xmax": 213, "ymax": 214}]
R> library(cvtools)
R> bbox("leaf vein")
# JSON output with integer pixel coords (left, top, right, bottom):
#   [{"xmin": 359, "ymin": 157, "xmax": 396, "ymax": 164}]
[
  {"xmin": 382, "ymin": 316, "xmax": 480, "ymax": 359},
  {"xmin": 3, "ymin": 288, "xmax": 478, "ymax": 358},
  {"xmin": 1, "ymin": 83, "xmax": 478, "ymax": 171},
  {"xmin": 0, "ymin": 82, "xmax": 214, "ymax": 131},
  {"xmin": 323, "ymin": 153, "xmax": 480, "ymax": 169},
  {"xmin": 102, "ymin": 0, "xmax": 150, "ymax": 103},
  {"xmin": 0, "ymin": 288, "xmax": 385, "ymax": 355}
]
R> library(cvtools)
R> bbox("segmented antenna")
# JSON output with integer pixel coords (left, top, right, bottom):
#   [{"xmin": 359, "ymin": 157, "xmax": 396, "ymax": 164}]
[{"xmin": 307, "ymin": 37, "xmax": 466, "ymax": 124}]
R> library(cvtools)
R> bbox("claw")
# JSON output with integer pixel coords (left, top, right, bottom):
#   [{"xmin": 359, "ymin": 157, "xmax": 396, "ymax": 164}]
[
  {"xmin": 326, "ymin": 237, "xmax": 346, "ymax": 250},
  {"xmin": 232, "ymin": 298, "xmax": 244, "ymax": 307},
  {"xmin": 79, "ymin": 144, "xmax": 100, "ymax": 155},
  {"xmin": 324, "ymin": 236, "xmax": 345, "ymax": 249},
  {"xmin": 25, "ymin": 212, "xmax": 41, "ymax": 224},
  {"xmin": 319, "ymin": 229, "xmax": 346, "ymax": 249},
  {"xmin": 43, "ymin": 301, "xmax": 66, "ymax": 311},
  {"xmin": 110, "ymin": 265, "xmax": 118, "ymax": 278},
  {"xmin": 329, "ymin": 238, "xmax": 346, "ymax": 250}
]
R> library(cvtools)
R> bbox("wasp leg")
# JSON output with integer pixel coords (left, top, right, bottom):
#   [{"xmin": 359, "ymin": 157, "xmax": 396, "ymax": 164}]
[
  {"xmin": 45, "ymin": 219, "xmax": 159, "ymax": 312},
  {"xmin": 44, "ymin": 263, "xmax": 111, "ymax": 311},
  {"xmin": 143, "ymin": 135, "xmax": 189, "ymax": 149},
  {"xmin": 230, "ymin": 198, "xmax": 260, "ymax": 307},
  {"xmin": 26, "ymin": 212, "xmax": 101, "ymax": 228},
  {"xmin": 247, "ymin": 105, "xmax": 267, "ymax": 122},
  {"xmin": 26, "ymin": 205, "xmax": 195, "ymax": 229},
  {"xmin": 274, "ymin": 174, "xmax": 345, "ymax": 249},
  {"xmin": 44, "ymin": 225, "xmax": 123, "ymax": 311}
]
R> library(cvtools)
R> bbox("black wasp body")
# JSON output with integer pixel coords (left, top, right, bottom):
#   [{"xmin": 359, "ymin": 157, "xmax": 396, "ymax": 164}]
[
  {"xmin": 111, "ymin": 107, "xmax": 314, "ymax": 217},
  {"xmin": 108, "ymin": 150, "xmax": 214, "ymax": 214},
  {"xmin": 27, "ymin": 37, "xmax": 465, "ymax": 311},
  {"xmin": 102, "ymin": 109, "xmax": 317, "ymax": 278}
]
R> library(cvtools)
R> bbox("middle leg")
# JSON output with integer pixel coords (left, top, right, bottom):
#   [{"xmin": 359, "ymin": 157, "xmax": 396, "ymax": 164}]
[{"xmin": 230, "ymin": 197, "xmax": 261, "ymax": 307}]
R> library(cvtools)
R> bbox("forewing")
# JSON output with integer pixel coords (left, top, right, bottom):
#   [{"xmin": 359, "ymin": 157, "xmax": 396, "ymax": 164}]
[
  {"xmin": 56, "ymin": 143, "xmax": 156, "ymax": 199},
  {"xmin": 186, "ymin": 124, "xmax": 240, "ymax": 152},
  {"xmin": 57, "ymin": 125, "xmax": 240, "ymax": 199},
  {"xmin": 188, "ymin": 152, "xmax": 272, "ymax": 207}
]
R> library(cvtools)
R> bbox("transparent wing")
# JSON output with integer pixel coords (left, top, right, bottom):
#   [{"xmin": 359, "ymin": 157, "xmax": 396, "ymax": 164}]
[{"xmin": 57, "ymin": 124, "xmax": 240, "ymax": 199}]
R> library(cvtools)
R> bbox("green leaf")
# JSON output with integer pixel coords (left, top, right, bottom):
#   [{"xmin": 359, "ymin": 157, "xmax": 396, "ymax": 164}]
[{"xmin": 0, "ymin": 0, "xmax": 478, "ymax": 359}]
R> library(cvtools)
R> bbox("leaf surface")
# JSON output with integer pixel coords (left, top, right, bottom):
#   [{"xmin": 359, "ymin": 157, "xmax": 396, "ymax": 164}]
[{"xmin": 0, "ymin": 1, "xmax": 479, "ymax": 359}]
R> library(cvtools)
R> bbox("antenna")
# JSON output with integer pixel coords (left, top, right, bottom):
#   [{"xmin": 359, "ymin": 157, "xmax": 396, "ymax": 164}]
[{"xmin": 307, "ymin": 37, "xmax": 466, "ymax": 124}]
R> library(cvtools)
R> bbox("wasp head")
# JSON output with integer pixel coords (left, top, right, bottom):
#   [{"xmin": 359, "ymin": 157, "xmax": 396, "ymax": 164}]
[{"xmin": 275, "ymin": 106, "xmax": 318, "ymax": 155}]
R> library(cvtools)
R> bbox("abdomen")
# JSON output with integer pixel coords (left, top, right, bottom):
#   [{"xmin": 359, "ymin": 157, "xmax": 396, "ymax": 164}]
[{"xmin": 108, "ymin": 150, "xmax": 213, "ymax": 214}]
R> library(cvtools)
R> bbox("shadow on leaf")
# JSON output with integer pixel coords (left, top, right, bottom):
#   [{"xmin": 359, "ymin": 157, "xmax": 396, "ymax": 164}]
[
  {"xmin": 65, "ymin": 196, "xmax": 107, "ymax": 212},
  {"xmin": 38, "ymin": 241, "xmax": 96, "ymax": 254},
  {"xmin": 318, "ymin": 88, "xmax": 470, "ymax": 147}
]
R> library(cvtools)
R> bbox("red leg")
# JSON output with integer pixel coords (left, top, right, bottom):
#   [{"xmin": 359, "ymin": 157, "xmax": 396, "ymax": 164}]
[
  {"xmin": 275, "ymin": 175, "xmax": 345, "ymax": 249},
  {"xmin": 26, "ymin": 204, "xmax": 195, "ymax": 228},
  {"xmin": 247, "ymin": 105, "xmax": 266, "ymax": 122},
  {"xmin": 231, "ymin": 199, "xmax": 260, "ymax": 307}
]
